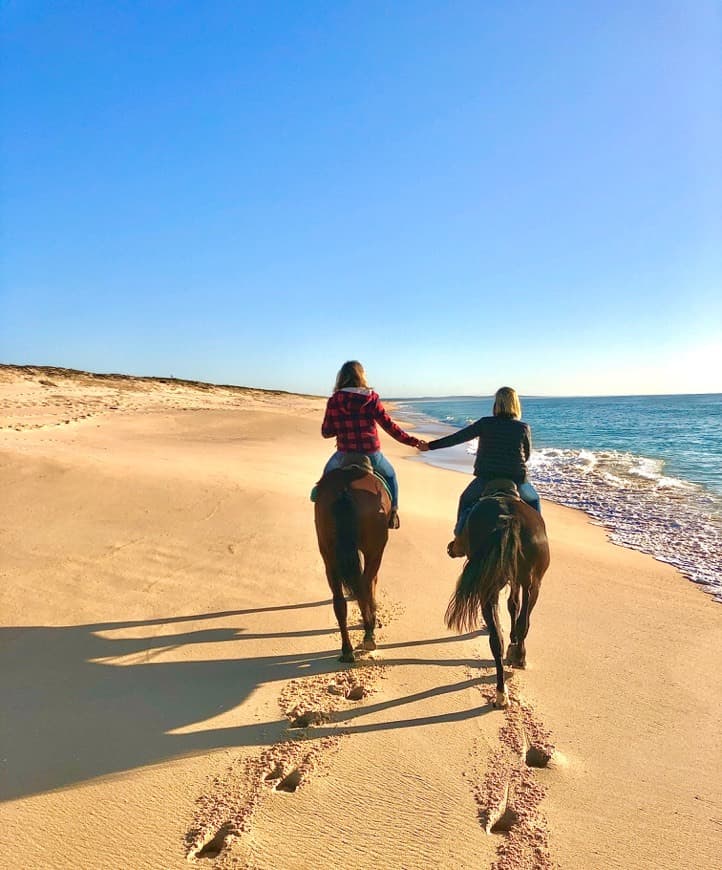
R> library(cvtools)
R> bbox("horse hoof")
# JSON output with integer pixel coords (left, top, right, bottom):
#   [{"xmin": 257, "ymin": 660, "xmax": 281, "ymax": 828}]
[
  {"xmin": 505, "ymin": 644, "xmax": 526, "ymax": 669},
  {"xmin": 339, "ymin": 651, "xmax": 355, "ymax": 663},
  {"xmin": 362, "ymin": 637, "xmax": 376, "ymax": 651},
  {"xmin": 493, "ymin": 689, "xmax": 510, "ymax": 709}
]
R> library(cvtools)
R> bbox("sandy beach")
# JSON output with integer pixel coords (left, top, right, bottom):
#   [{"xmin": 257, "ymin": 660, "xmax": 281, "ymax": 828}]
[{"xmin": 1, "ymin": 364, "xmax": 720, "ymax": 870}]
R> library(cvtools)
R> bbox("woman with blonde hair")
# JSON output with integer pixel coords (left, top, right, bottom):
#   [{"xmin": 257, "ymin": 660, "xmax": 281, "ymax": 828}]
[
  {"xmin": 419, "ymin": 386, "xmax": 541, "ymax": 556},
  {"xmin": 320, "ymin": 360, "xmax": 425, "ymax": 529}
]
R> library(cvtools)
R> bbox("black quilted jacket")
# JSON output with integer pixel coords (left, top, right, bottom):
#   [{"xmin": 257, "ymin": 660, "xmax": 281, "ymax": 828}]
[{"xmin": 427, "ymin": 415, "xmax": 532, "ymax": 484}]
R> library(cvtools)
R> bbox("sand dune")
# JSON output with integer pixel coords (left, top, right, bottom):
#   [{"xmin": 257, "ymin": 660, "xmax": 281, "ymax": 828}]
[{"xmin": 1, "ymin": 365, "xmax": 720, "ymax": 869}]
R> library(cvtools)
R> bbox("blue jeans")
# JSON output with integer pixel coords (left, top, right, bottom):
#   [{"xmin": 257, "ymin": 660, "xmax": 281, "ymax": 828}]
[
  {"xmin": 454, "ymin": 477, "xmax": 541, "ymax": 535},
  {"xmin": 323, "ymin": 450, "xmax": 399, "ymax": 508}
]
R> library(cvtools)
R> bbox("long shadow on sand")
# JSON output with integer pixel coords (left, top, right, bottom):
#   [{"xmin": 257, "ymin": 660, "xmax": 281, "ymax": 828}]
[{"xmin": 1, "ymin": 601, "xmax": 492, "ymax": 801}]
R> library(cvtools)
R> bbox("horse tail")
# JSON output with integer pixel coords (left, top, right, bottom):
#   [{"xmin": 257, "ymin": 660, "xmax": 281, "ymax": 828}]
[
  {"xmin": 445, "ymin": 509, "xmax": 521, "ymax": 633},
  {"xmin": 333, "ymin": 489, "xmax": 362, "ymax": 599}
]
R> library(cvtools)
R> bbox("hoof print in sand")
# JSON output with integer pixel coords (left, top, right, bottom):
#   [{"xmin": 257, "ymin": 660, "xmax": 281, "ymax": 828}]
[
  {"xmin": 489, "ymin": 804, "xmax": 520, "ymax": 834},
  {"xmin": 525, "ymin": 745, "xmax": 552, "ymax": 768},
  {"xmin": 345, "ymin": 684, "xmax": 365, "ymax": 701},
  {"xmin": 327, "ymin": 681, "xmax": 346, "ymax": 696},
  {"xmin": 469, "ymin": 676, "xmax": 556, "ymax": 869},
  {"xmin": 274, "ymin": 767, "xmax": 303, "ymax": 793},
  {"xmin": 289, "ymin": 709, "xmax": 325, "ymax": 728},
  {"xmin": 193, "ymin": 822, "xmax": 236, "ymax": 860},
  {"xmin": 264, "ymin": 765, "xmax": 284, "ymax": 783},
  {"xmin": 187, "ymin": 738, "xmax": 340, "ymax": 861},
  {"xmin": 480, "ymin": 778, "xmax": 517, "ymax": 836},
  {"xmin": 280, "ymin": 664, "xmax": 383, "ymax": 726}
]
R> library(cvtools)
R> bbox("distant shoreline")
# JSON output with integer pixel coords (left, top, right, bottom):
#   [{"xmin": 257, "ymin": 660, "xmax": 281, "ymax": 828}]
[{"xmin": 2, "ymin": 363, "xmax": 719, "ymax": 401}]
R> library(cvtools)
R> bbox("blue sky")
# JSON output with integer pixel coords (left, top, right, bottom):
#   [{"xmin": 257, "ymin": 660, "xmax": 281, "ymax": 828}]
[{"xmin": 2, "ymin": 1, "xmax": 721, "ymax": 397}]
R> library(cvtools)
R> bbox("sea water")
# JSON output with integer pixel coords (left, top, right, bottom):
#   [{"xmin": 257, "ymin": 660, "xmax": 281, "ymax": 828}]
[{"xmin": 394, "ymin": 394, "xmax": 722, "ymax": 601}]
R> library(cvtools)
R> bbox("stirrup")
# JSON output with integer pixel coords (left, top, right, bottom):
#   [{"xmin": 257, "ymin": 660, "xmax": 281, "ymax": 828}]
[{"xmin": 447, "ymin": 538, "xmax": 465, "ymax": 558}]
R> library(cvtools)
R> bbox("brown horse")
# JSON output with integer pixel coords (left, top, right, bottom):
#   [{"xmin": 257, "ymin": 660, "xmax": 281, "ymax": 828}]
[
  {"xmin": 314, "ymin": 459, "xmax": 391, "ymax": 662},
  {"xmin": 445, "ymin": 479, "xmax": 550, "ymax": 708}
]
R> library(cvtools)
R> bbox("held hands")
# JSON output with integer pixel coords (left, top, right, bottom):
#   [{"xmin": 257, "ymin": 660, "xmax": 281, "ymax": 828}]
[{"xmin": 416, "ymin": 440, "xmax": 430, "ymax": 452}]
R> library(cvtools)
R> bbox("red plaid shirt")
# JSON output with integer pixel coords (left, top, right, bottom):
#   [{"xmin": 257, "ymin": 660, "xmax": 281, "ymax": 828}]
[{"xmin": 322, "ymin": 389, "xmax": 421, "ymax": 453}]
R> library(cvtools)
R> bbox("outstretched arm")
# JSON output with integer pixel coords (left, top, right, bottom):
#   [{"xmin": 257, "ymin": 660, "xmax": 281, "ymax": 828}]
[
  {"xmin": 427, "ymin": 419, "xmax": 482, "ymax": 451},
  {"xmin": 374, "ymin": 400, "xmax": 421, "ymax": 447}
]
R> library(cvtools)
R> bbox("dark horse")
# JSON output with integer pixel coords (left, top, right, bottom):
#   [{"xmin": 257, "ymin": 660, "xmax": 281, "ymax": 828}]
[
  {"xmin": 445, "ymin": 479, "xmax": 550, "ymax": 708},
  {"xmin": 314, "ymin": 457, "xmax": 391, "ymax": 662}
]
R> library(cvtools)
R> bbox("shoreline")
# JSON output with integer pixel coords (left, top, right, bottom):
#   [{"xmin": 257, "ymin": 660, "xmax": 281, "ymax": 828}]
[
  {"xmin": 2, "ymin": 367, "xmax": 718, "ymax": 603},
  {"xmin": 392, "ymin": 400, "xmax": 722, "ymax": 603}
]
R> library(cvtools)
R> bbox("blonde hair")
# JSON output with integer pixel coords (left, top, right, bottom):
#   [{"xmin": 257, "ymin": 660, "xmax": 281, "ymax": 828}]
[
  {"xmin": 334, "ymin": 360, "xmax": 369, "ymax": 392},
  {"xmin": 493, "ymin": 386, "xmax": 521, "ymax": 419}
]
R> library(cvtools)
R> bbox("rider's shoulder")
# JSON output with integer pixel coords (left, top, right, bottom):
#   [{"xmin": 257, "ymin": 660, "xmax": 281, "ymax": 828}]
[
  {"xmin": 334, "ymin": 387, "xmax": 378, "ymax": 407},
  {"xmin": 484, "ymin": 415, "xmax": 529, "ymax": 431}
]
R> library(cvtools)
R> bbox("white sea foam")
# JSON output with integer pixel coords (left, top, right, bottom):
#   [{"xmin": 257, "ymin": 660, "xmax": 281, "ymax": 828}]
[
  {"xmin": 399, "ymin": 397, "xmax": 722, "ymax": 602},
  {"xmin": 415, "ymin": 441, "xmax": 722, "ymax": 600},
  {"xmin": 527, "ymin": 448, "xmax": 722, "ymax": 601}
]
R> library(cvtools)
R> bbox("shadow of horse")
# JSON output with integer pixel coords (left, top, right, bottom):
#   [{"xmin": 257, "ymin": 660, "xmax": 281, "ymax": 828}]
[
  {"xmin": 0, "ymin": 601, "xmax": 344, "ymax": 802},
  {"xmin": 314, "ymin": 465, "xmax": 390, "ymax": 661},
  {"xmin": 0, "ymin": 605, "xmax": 492, "ymax": 801},
  {"xmin": 445, "ymin": 479, "xmax": 550, "ymax": 708}
]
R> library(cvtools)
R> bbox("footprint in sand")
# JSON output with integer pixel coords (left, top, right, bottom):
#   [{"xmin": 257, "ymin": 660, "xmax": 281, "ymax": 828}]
[
  {"xmin": 193, "ymin": 822, "xmax": 236, "ymax": 860},
  {"xmin": 186, "ymin": 738, "xmax": 339, "ymax": 861},
  {"xmin": 467, "ymin": 675, "xmax": 557, "ymax": 869},
  {"xmin": 280, "ymin": 663, "xmax": 380, "ymax": 731},
  {"xmin": 263, "ymin": 765, "xmax": 284, "ymax": 783},
  {"xmin": 525, "ymin": 745, "xmax": 553, "ymax": 768},
  {"xmin": 185, "ymin": 595, "xmax": 401, "ymax": 861},
  {"xmin": 274, "ymin": 767, "xmax": 303, "ymax": 793}
]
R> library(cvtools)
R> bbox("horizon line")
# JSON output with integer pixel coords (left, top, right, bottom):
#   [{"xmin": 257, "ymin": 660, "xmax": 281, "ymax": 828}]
[{"xmin": 1, "ymin": 361, "xmax": 720, "ymax": 402}]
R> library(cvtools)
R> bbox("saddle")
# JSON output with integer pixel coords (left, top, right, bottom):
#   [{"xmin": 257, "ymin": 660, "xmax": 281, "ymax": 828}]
[
  {"xmin": 447, "ymin": 479, "xmax": 520, "ymax": 558},
  {"xmin": 340, "ymin": 454, "xmax": 393, "ymax": 500},
  {"xmin": 310, "ymin": 453, "xmax": 393, "ymax": 503},
  {"xmin": 339, "ymin": 452, "xmax": 373, "ymax": 474},
  {"xmin": 480, "ymin": 478, "xmax": 520, "ymax": 501}
]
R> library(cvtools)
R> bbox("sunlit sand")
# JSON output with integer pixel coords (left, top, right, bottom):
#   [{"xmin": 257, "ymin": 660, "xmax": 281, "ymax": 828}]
[{"xmin": 1, "ymin": 365, "xmax": 720, "ymax": 869}]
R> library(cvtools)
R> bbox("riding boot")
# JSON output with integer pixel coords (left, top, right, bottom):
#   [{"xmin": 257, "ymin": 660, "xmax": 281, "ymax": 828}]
[
  {"xmin": 446, "ymin": 535, "xmax": 465, "ymax": 558},
  {"xmin": 388, "ymin": 508, "xmax": 400, "ymax": 529}
]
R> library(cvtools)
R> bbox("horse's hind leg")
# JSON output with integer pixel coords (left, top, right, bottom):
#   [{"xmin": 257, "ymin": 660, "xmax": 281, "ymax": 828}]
[
  {"xmin": 482, "ymin": 598, "xmax": 508, "ymax": 708},
  {"xmin": 325, "ymin": 565, "xmax": 355, "ymax": 662},
  {"xmin": 359, "ymin": 550, "xmax": 383, "ymax": 651},
  {"xmin": 505, "ymin": 581, "xmax": 521, "ymax": 665},
  {"xmin": 511, "ymin": 579, "xmax": 539, "ymax": 669}
]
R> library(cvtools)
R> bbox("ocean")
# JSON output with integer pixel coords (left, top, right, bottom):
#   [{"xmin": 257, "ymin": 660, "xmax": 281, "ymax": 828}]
[{"xmin": 394, "ymin": 394, "xmax": 722, "ymax": 602}]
